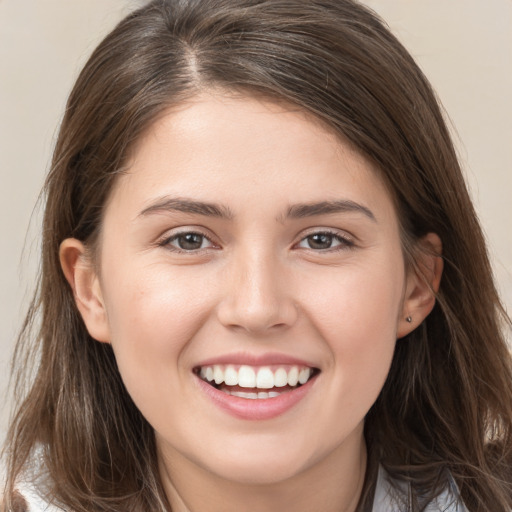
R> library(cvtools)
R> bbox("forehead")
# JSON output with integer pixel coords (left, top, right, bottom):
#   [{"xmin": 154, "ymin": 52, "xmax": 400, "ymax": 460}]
[{"xmin": 107, "ymin": 92, "xmax": 397, "ymax": 223}]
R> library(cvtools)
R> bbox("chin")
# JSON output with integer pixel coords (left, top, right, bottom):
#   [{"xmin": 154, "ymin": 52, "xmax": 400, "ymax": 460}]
[
  {"xmin": 207, "ymin": 456, "xmax": 307, "ymax": 486},
  {"xmin": 196, "ymin": 444, "xmax": 314, "ymax": 485}
]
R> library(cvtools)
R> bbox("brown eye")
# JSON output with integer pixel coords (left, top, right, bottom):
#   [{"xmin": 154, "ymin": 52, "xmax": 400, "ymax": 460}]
[
  {"xmin": 297, "ymin": 231, "xmax": 354, "ymax": 251},
  {"xmin": 306, "ymin": 233, "xmax": 335, "ymax": 250},
  {"xmin": 165, "ymin": 232, "xmax": 212, "ymax": 251}
]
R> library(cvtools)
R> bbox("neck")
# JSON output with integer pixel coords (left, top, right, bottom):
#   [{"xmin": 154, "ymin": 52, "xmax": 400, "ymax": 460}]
[{"xmin": 158, "ymin": 427, "xmax": 368, "ymax": 512}]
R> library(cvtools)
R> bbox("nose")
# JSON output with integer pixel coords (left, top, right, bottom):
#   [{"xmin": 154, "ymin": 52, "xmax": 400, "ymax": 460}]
[{"xmin": 216, "ymin": 250, "xmax": 298, "ymax": 334}]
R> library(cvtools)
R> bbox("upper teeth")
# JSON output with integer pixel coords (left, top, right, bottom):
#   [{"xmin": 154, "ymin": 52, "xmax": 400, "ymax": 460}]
[{"xmin": 199, "ymin": 365, "xmax": 313, "ymax": 389}]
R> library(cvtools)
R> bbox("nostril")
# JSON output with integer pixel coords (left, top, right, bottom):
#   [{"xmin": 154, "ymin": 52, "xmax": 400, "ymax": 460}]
[{"xmin": 216, "ymin": 296, "xmax": 299, "ymax": 334}]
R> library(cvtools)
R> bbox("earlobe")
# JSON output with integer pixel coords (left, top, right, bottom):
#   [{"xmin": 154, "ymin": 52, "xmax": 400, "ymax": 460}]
[
  {"xmin": 397, "ymin": 233, "xmax": 443, "ymax": 339},
  {"xmin": 59, "ymin": 238, "xmax": 111, "ymax": 343}
]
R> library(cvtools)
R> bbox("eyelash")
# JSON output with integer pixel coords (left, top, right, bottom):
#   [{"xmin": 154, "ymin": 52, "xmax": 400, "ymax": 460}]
[
  {"xmin": 158, "ymin": 229, "xmax": 355, "ymax": 253},
  {"xmin": 295, "ymin": 230, "xmax": 355, "ymax": 252},
  {"xmin": 158, "ymin": 230, "xmax": 217, "ymax": 253}
]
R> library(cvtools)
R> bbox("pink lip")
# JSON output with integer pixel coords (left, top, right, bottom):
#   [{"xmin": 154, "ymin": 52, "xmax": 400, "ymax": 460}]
[
  {"xmin": 195, "ymin": 352, "xmax": 316, "ymax": 368},
  {"xmin": 194, "ymin": 372, "xmax": 318, "ymax": 421}
]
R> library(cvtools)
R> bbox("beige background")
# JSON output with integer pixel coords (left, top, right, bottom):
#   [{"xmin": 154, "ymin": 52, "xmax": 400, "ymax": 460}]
[{"xmin": 1, "ymin": 1, "xmax": 511, "ymax": 443}]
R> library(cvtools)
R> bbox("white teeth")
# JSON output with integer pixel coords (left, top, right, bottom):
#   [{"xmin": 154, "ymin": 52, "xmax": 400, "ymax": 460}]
[
  {"xmin": 255, "ymin": 367, "xmax": 274, "ymax": 389},
  {"xmin": 298, "ymin": 368, "xmax": 311, "ymax": 385},
  {"xmin": 287, "ymin": 367, "xmax": 299, "ymax": 386},
  {"xmin": 231, "ymin": 390, "xmax": 258, "ymax": 399},
  {"xmin": 229, "ymin": 390, "xmax": 282, "ymax": 399},
  {"xmin": 224, "ymin": 365, "xmax": 238, "ymax": 386},
  {"xmin": 213, "ymin": 365, "xmax": 224, "ymax": 385},
  {"xmin": 230, "ymin": 391, "xmax": 245, "ymax": 398},
  {"xmin": 274, "ymin": 368, "xmax": 288, "ymax": 387},
  {"xmin": 238, "ymin": 365, "xmax": 256, "ymax": 388},
  {"xmin": 199, "ymin": 364, "xmax": 315, "ymax": 389}
]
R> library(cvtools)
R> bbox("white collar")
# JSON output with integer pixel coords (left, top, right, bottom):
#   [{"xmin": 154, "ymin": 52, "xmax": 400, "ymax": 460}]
[
  {"xmin": 372, "ymin": 466, "xmax": 467, "ymax": 511},
  {"xmin": 15, "ymin": 462, "xmax": 468, "ymax": 512}
]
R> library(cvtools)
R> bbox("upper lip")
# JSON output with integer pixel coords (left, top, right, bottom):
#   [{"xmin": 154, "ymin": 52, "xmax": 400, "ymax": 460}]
[{"xmin": 194, "ymin": 352, "xmax": 319, "ymax": 369}]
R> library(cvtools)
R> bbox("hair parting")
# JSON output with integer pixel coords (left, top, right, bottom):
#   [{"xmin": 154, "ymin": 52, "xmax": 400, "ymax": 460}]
[{"xmin": 2, "ymin": 1, "xmax": 511, "ymax": 511}]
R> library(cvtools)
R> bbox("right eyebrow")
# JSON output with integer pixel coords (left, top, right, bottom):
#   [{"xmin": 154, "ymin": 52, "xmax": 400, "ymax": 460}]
[{"xmin": 138, "ymin": 196, "xmax": 234, "ymax": 219}]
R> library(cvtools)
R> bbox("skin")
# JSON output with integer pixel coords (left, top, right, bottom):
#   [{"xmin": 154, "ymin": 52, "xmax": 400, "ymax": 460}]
[{"xmin": 61, "ymin": 92, "xmax": 442, "ymax": 512}]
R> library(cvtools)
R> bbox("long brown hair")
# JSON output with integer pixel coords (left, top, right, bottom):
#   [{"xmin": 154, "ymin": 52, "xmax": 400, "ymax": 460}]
[{"xmin": 2, "ymin": 1, "xmax": 511, "ymax": 510}]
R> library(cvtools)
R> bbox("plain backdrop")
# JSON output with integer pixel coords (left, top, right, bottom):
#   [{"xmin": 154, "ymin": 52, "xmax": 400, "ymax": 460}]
[{"xmin": 1, "ymin": 0, "xmax": 511, "ymax": 443}]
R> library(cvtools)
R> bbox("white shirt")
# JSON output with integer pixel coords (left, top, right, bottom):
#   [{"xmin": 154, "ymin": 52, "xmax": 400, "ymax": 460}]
[
  {"xmin": 17, "ymin": 466, "xmax": 467, "ymax": 512},
  {"xmin": 373, "ymin": 466, "xmax": 467, "ymax": 511}
]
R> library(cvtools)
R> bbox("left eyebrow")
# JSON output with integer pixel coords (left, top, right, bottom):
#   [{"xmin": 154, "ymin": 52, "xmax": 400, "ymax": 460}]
[{"xmin": 284, "ymin": 200, "xmax": 377, "ymax": 222}]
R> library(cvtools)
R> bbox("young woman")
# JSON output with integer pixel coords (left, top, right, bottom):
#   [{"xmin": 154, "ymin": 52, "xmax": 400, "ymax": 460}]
[{"xmin": 2, "ymin": 0, "xmax": 511, "ymax": 511}]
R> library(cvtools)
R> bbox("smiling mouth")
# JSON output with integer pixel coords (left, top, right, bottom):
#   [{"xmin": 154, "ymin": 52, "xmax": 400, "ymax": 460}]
[{"xmin": 194, "ymin": 364, "xmax": 320, "ymax": 399}]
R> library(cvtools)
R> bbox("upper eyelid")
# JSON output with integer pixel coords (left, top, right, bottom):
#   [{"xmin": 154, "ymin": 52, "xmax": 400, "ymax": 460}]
[
  {"xmin": 293, "ymin": 230, "xmax": 357, "ymax": 252},
  {"xmin": 158, "ymin": 227, "xmax": 218, "ymax": 248},
  {"xmin": 156, "ymin": 226, "xmax": 356, "ymax": 248},
  {"xmin": 296, "ymin": 227, "xmax": 355, "ymax": 242},
  {"xmin": 158, "ymin": 225, "xmax": 214, "ymax": 240}
]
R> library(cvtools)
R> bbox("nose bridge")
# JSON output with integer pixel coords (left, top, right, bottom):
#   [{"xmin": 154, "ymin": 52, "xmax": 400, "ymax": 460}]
[{"xmin": 217, "ymin": 243, "xmax": 296, "ymax": 333}]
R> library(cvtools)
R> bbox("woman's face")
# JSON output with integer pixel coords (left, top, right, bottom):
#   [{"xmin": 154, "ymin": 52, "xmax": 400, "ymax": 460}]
[{"xmin": 75, "ymin": 93, "xmax": 419, "ymax": 487}]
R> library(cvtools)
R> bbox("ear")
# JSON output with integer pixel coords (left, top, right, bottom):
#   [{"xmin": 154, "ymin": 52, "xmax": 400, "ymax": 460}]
[
  {"xmin": 59, "ymin": 238, "xmax": 111, "ymax": 343},
  {"xmin": 397, "ymin": 232, "xmax": 443, "ymax": 338}
]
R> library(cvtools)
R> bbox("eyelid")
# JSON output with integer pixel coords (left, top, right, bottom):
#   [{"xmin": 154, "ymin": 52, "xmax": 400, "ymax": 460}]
[
  {"xmin": 157, "ymin": 226, "xmax": 220, "ymax": 252},
  {"xmin": 293, "ymin": 228, "xmax": 356, "ymax": 250},
  {"xmin": 155, "ymin": 226, "xmax": 356, "ymax": 253}
]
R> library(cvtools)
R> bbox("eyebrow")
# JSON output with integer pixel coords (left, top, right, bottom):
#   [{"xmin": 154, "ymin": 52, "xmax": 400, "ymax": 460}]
[
  {"xmin": 138, "ymin": 196, "xmax": 376, "ymax": 223},
  {"xmin": 139, "ymin": 197, "xmax": 234, "ymax": 219},
  {"xmin": 285, "ymin": 200, "xmax": 377, "ymax": 222}
]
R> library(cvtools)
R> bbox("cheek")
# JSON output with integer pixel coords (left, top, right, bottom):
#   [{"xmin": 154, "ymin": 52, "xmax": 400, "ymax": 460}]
[
  {"xmin": 302, "ymin": 254, "xmax": 404, "ymax": 332},
  {"xmin": 299, "ymin": 255, "xmax": 404, "ymax": 402},
  {"xmin": 103, "ymin": 247, "xmax": 217, "ymax": 331},
  {"xmin": 99, "ymin": 260, "xmax": 215, "ymax": 395}
]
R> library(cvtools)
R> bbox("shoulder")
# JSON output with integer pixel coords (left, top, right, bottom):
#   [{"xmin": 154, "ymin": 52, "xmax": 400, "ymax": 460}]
[
  {"xmin": 5, "ymin": 446, "xmax": 65, "ymax": 512},
  {"xmin": 13, "ymin": 482, "xmax": 65, "ymax": 512},
  {"xmin": 372, "ymin": 466, "xmax": 468, "ymax": 512}
]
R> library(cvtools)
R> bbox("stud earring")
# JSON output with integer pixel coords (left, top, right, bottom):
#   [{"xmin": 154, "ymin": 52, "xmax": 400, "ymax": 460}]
[{"xmin": 406, "ymin": 316, "xmax": 412, "ymax": 323}]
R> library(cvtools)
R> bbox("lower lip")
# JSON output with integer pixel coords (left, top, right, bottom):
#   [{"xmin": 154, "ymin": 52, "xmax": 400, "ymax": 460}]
[{"xmin": 195, "ymin": 375, "xmax": 317, "ymax": 421}]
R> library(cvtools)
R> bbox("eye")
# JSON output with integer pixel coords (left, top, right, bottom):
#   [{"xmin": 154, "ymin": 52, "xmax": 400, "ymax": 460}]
[
  {"xmin": 296, "ymin": 231, "xmax": 354, "ymax": 251},
  {"xmin": 161, "ymin": 231, "xmax": 215, "ymax": 252}
]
